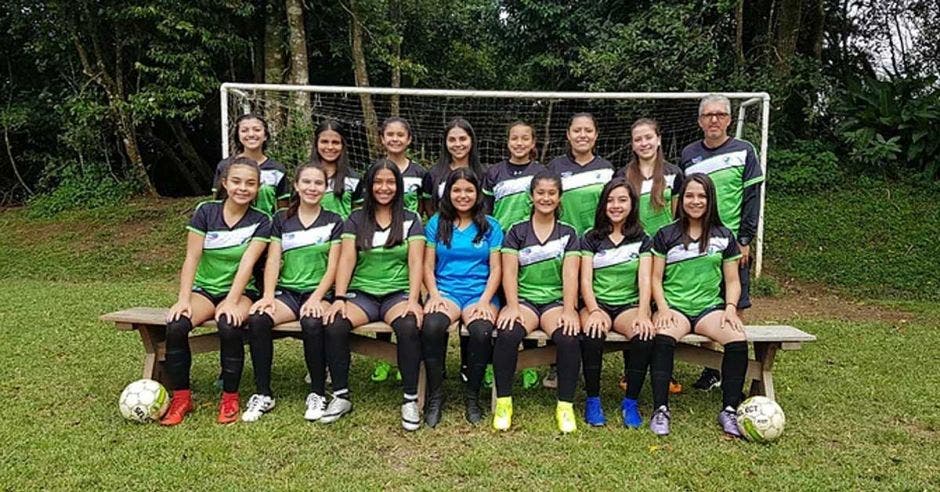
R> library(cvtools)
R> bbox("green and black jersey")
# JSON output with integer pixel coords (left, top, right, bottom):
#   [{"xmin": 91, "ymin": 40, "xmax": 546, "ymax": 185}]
[
  {"xmin": 502, "ymin": 220, "xmax": 580, "ymax": 305},
  {"xmin": 581, "ymin": 230, "xmax": 652, "ymax": 306},
  {"xmin": 186, "ymin": 200, "xmax": 272, "ymax": 296},
  {"xmin": 680, "ymin": 138, "xmax": 763, "ymax": 241},
  {"xmin": 482, "ymin": 160, "xmax": 547, "ymax": 231},
  {"xmin": 212, "ymin": 157, "xmax": 290, "ymax": 216},
  {"xmin": 271, "ymin": 209, "xmax": 343, "ymax": 293},
  {"xmin": 357, "ymin": 160, "xmax": 426, "ymax": 214},
  {"xmin": 652, "ymin": 223, "xmax": 741, "ymax": 316},
  {"xmin": 342, "ymin": 209, "xmax": 425, "ymax": 296},
  {"xmin": 614, "ymin": 163, "xmax": 684, "ymax": 236},
  {"xmin": 321, "ymin": 170, "xmax": 361, "ymax": 219},
  {"xmin": 547, "ymin": 155, "xmax": 615, "ymax": 235}
]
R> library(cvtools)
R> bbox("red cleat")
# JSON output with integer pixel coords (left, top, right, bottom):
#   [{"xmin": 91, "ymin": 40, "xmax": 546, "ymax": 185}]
[
  {"xmin": 217, "ymin": 392, "xmax": 240, "ymax": 424},
  {"xmin": 160, "ymin": 390, "xmax": 194, "ymax": 426}
]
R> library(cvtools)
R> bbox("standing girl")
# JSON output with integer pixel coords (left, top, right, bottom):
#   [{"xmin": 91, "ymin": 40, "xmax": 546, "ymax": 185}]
[
  {"xmin": 493, "ymin": 170, "xmax": 582, "ymax": 433},
  {"xmin": 578, "ymin": 178, "xmax": 654, "ymax": 428},
  {"xmin": 422, "ymin": 117, "xmax": 484, "ymax": 217},
  {"xmin": 242, "ymin": 163, "xmax": 343, "ymax": 422},
  {"xmin": 161, "ymin": 157, "xmax": 272, "ymax": 426},
  {"xmin": 422, "ymin": 168, "xmax": 503, "ymax": 426},
  {"xmin": 213, "ymin": 114, "xmax": 290, "ymax": 216},
  {"xmin": 322, "ymin": 160, "xmax": 426, "ymax": 431},
  {"xmin": 648, "ymin": 173, "xmax": 748, "ymax": 437},
  {"xmin": 310, "ymin": 120, "xmax": 360, "ymax": 219},
  {"xmin": 482, "ymin": 121, "xmax": 548, "ymax": 231}
]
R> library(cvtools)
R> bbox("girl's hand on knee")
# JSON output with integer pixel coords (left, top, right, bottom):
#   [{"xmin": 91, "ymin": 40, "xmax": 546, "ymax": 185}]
[
  {"xmin": 251, "ymin": 296, "xmax": 275, "ymax": 316},
  {"xmin": 586, "ymin": 310, "xmax": 609, "ymax": 338},
  {"xmin": 633, "ymin": 315, "xmax": 654, "ymax": 341},
  {"xmin": 721, "ymin": 306, "xmax": 744, "ymax": 332},
  {"xmin": 560, "ymin": 309, "xmax": 580, "ymax": 336},
  {"xmin": 497, "ymin": 306, "xmax": 521, "ymax": 330},
  {"xmin": 402, "ymin": 300, "xmax": 423, "ymax": 326},
  {"xmin": 424, "ymin": 294, "xmax": 448, "ymax": 315},
  {"xmin": 467, "ymin": 302, "xmax": 494, "ymax": 323},
  {"xmin": 167, "ymin": 301, "xmax": 191, "ymax": 323},
  {"xmin": 325, "ymin": 300, "xmax": 346, "ymax": 324},
  {"xmin": 300, "ymin": 297, "xmax": 323, "ymax": 319},
  {"xmin": 215, "ymin": 301, "xmax": 243, "ymax": 326}
]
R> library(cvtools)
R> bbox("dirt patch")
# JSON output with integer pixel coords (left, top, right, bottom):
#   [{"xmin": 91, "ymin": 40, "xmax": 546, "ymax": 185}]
[{"xmin": 748, "ymin": 278, "xmax": 913, "ymax": 324}]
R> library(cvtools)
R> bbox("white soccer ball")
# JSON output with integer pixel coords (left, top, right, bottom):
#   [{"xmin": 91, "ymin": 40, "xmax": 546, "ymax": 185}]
[
  {"xmin": 118, "ymin": 379, "xmax": 169, "ymax": 423},
  {"xmin": 736, "ymin": 396, "xmax": 785, "ymax": 442}
]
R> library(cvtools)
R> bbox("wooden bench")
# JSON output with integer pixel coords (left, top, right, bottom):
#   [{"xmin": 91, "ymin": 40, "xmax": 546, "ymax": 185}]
[
  {"xmin": 464, "ymin": 325, "xmax": 815, "ymax": 409},
  {"xmin": 101, "ymin": 307, "xmax": 439, "ymax": 409}
]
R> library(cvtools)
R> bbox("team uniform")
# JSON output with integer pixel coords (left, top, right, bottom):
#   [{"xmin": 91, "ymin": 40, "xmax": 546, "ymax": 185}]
[
  {"xmin": 502, "ymin": 220, "xmax": 580, "ymax": 316},
  {"xmin": 425, "ymin": 214, "xmax": 503, "ymax": 309},
  {"xmin": 320, "ymin": 171, "xmax": 361, "ymax": 219},
  {"xmin": 613, "ymin": 164, "xmax": 685, "ymax": 236},
  {"xmin": 357, "ymin": 160, "xmax": 426, "ymax": 214},
  {"xmin": 482, "ymin": 160, "xmax": 547, "ymax": 231},
  {"xmin": 581, "ymin": 231, "xmax": 652, "ymax": 319},
  {"xmin": 547, "ymin": 155, "xmax": 614, "ymax": 235},
  {"xmin": 212, "ymin": 157, "xmax": 290, "ymax": 216},
  {"xmin": 270, "ymin": 209, "xmax": 344, "ymax": 316},
  {"xmin": 680, "ymin": 138, "xmax": 763, "ymax": 308}
]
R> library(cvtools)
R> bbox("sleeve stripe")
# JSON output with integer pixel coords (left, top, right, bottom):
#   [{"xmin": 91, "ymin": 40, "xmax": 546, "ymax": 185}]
[
  {"xmin": 186, "ymin": 226, "xmax": 206, "ymax": 236},
  {"xmin": 743, "ymin": 176, "xmax": 765, "ymax": 187},
  {"xmin": 723, "ymin": 253, "xmax": 743, "ymax": 262}
]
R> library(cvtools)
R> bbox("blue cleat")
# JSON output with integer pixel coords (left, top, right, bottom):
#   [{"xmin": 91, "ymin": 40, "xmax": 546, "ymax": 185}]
[
  {"xmin": 584, "ymin": 396, "xmax": 607, "ymax": 427},
  {"xmin": 621, "ymin": 397, "xmax": 642, "ymax": 428}
]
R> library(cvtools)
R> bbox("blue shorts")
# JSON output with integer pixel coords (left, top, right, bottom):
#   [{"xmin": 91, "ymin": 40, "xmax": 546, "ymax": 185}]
[{"xmin": 441, "ymin": 289, "xmax": 502, "ymax": 311}]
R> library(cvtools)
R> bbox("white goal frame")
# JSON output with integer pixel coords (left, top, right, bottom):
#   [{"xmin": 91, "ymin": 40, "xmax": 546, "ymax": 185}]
[{"xmin": 219, "ymin": 83, "xmax": 770, "ymax": 278}]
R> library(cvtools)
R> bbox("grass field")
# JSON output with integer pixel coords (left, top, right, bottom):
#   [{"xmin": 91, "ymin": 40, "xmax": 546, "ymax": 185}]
[{"xmin": 1, "ymin": 186, "xmax": 939, "ymax": 490}]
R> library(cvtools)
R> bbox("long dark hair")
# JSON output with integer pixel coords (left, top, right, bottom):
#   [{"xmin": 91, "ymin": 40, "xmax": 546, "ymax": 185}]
[
  {"xmin": 233, "ymin": 114, "xmax": 269, "ymax": 154},
  {"xmin": 507, "ymin": 121, "xmax": 538, "ymax": 162},
  {"xmin": 215, "ymin": 157, "xmax": 261, "ymax": 200},
  {"xmin": 309, "ymin": 119, "xmax": 351, "ymax": 198},
  {"xmin": 674, "ymin": 173, "xmax": 722, "ymax": 253},
  {"xmin": 624, "ymin": 118, "xmax": 669, "ymax": 211},
  {"xmin": 587, "ymin": 178, "xmax": 644, "ymax": 243},
  {"xmin": 565, "ymin": 112, "xmax": 598, "ymax": 156},
  {"xmin": 433, "ymin": 117, "xmax": 483, "ymax": 178},
  {"xmin": 286, "ymin": 162, "xmax": 328, "ymax": 219},
  {"xmin": 436, "ymin": 168, "xmax": 490, "ymax": 247},
  {"xmin": 529, "ymin": 169, "xmax": 563, "ymax": 220},
  {"xmin": 357, "ymin": 159, "xmax": 406, "ymax": 250}
]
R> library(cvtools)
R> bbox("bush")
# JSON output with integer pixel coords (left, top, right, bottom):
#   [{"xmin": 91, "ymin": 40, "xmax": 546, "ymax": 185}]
[
  {"xmin": 27, "ymin": 164, "xmax": 138, "ymax": 218},
  {"xmin": 767, "ymin": 140, "xmax": 842, "ymax": 193},
  {"xmin": 750, "ymin": 274, "xmax": 782, "ymax": 298}
]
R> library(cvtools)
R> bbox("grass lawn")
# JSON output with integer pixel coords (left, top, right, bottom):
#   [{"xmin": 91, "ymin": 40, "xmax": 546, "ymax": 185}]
[{"xmin": 1, "ymin": 189, "xmax": 938, "ymax": 490}]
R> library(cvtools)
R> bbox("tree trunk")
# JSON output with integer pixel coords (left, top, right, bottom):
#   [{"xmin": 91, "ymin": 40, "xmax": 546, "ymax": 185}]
[
  {"xmin": 350, "ymin": 0, "xmax": 381, "ymax": 157},
  {"xmin": 2, "ymin": 123, "xmax": 33, "ymax": 195},
  {"xmin": 735, "ymin": 0, "xmax": 746, "ymax": 67},
  {"xmin": 168, "ymin": 120, "xmax": 213, "ymax": 188},
  {"xmin": 264, "ymin": 0, "xmax": 288, "ymax": 134},
  {"xmin": 809, "ymin": 0, "xmax": 825, "ymax": 60},
  {"xmin": 774, "ymin": 0, "xmax": 802, "ymax": 76},
  {"xmin": 285, "ymin": 0, "xmax": 311, "ymax": 129}
]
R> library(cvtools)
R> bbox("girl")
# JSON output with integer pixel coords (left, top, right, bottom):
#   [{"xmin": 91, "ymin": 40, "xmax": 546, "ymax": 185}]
[
  {"xmin": 422, "ymin": 168, "xmax": 503, "ymax": 426},
  {"xmin": 161, "ymin": 157, "xmax": 272, "ymax": 426},
  {"xmin": 322, "ymin": 160, "xmax": 426, "ymax": 431},
  {"xmin": 546, "ymin": 112, "xmax": 615, "ymax": 236},
  {"xmin": 648, "ymin": 173, "xmax": 748, "ymax": 437},
  {"xmin": 421, "ymin": 117, "xmax": 484, "ymax": 217},
  {"xmin": 493, "ymin": 170, "xmax": 581, "ymax": 433},
  {"xmin": 310, "ymin": 120, "xmax": 360, "ymax": 219},
  {"xmin": 243, "ymin": 163, "xmax": 344, "ymax": 422},
  {"xmin": 482, "ymin": 121, "xmax": 548, "ymax": 231},
  {"xmin": 213, "ymin": 114, "xmax": 290, "ymax": 216},
  {"xmin": 578, "ymin": 178, "xmax": 654, "ymax": 428},
  {"xmin": 369, "ymin": 116, "xmax": 426, "ymax": 383}
]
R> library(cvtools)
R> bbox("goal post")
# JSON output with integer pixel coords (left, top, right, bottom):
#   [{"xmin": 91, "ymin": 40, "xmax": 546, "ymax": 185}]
[{"xmin": 219, "ymin": 83, "xmax": 770, "ymax": 277}]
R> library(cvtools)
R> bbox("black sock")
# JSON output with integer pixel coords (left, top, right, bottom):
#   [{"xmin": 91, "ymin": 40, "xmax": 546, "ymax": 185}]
[
  {"xmin": 421, "ymin": 312, "xmax": 451, "ymax": 395},
  {"xmin": 325, "ymin": 317, "xmax": 352, "ymax": 397},
  {"xmin": 493, "ymin": 323, "xmax": 525, "ymax": 398},
  {"xmin": 247, "ymin": 312, "xmax": 274, "ymax": 397},
  {"xmin": 622, "ymin": 348, "xmax": 631, "ymax": 378},
  {"xmin": 164, "ymin": 317, "xmax": 194, "ymax": 391},
  {"xmin": 465, "ymin": 319, "xmax": 494, "ymax": 395},
  {"xmin": 460, "ymin": 333, "xmax": 469, "ymax": 370},
  {"xmin": 721, "ymin": 341, "xmax": 749, "ymax": 409},
  {"xmin": 392, "ymin": 314, "xmax": 421, "ymax": 396},
  {"xmin": 626, "ymin": 336, "xmax": 654, "ymax": 400},
  {"xmin": 300, "ymin": 315, "xmax": 326, "ymax": 396},
  {"xmin": 217, "ymin": 315, "xmax": 245, "ymax": 393},
  {"xmin": 650, "ymin": 334, "xmax": 677, "ymax": 408},
  {"xmin": 552, "ymin": 330, "xmax": 581, "ymax": 403},
  {"xmin": 580, "ymin": 334, "xmax": 605, "ymax": 398}
]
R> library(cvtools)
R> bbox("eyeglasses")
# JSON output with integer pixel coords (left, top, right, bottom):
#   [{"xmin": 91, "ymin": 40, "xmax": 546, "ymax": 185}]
[{"xmin": 700, "ymin": 112, "xmax": 730, "ymax": 121}]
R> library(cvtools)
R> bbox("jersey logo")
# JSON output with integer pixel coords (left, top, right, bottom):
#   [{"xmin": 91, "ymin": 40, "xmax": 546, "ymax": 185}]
[
  {"xmin": 372, "ymin": 220, "xmax": 414, "ymax": 248},
  {"xmin": 260, "ymin": 169, "xmax": 285, "ymax": 187},
  {"xmin": 437, "ymin": 181, "xmax": 446, "ymax": 199},
  {"xmin": 329, "ymin": 177, "xmax": 360, "ymax": 192},
  {"xmin": 493, "ymin": 175, "xmax": 532, "ymax": 201},
  {"xmin": 561, "ymin": 168, "xmax": 614, "ymax": 191},
  {"xmin": 204, "ymin": 224, "xmax": 259, "ymax": 250},
  {"xmin": 403, "ymin": 177, "xmax": 423, "ymax": 194},
  {"xmin": 518, "ymin": 235, "xmax": 569, "ymax": 266},
  {"xmin": 281, "ymin": 223, "xmax": 336, "ymax": 252},
  {"xmin": 685, "ymin": 150, "xmax": 746, "ymax": 176},
  {"xmin": 665, "ymin": 236, "xmax": 729, "ymax": 264},
  {"xmin": 593, "ymin": 241, "xmax": 643, "ymax": 269}
]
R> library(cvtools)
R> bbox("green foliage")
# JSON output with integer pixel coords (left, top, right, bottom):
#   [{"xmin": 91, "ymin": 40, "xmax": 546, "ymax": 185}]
[
  {"xmin": 833, "ymin": 75, "xmax": 940, "ymax": 177},
  {"xmin": 750, "ymin": 274, "xmax": 782, "ymax": 298},
  {"xmin": 767, "ymin": 140, "xmax": 842, "ymax": 193},
  {"xmin": 27, "ymin": 164, "xmax": 139, "ymax": 218}
]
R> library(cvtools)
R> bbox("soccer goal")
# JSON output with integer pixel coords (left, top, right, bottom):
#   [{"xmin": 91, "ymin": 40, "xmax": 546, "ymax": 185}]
[{"xmin": 219, "ymin": 83, "xmax": 770, "ymax": 277}]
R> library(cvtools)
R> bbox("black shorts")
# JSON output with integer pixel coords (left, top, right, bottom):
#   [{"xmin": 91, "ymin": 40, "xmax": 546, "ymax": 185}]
[
  {"xmin": 274, "ymin": 288, "xmax": 333, "ymax": 318},
  {"xmin": 193, "ymin": 287, "xmax": 261, "ymax": 306},
  {"xmin": 347, "ymin": 290, "xmax": 411, "ymax": 322},
  {"xmin": 520, "ymin": 299, "xmax": 563, "ymax": 318},
  {"xmin": 677, "ymin": 305, "xmax": 724, "ymax": 333},
  {"xmin": 738, "ymin": 260, "xmax": 752, "ymax": 309},
  {"xmin": 596, "ymin": 301, "xmax": 637, "ymax": 321}
]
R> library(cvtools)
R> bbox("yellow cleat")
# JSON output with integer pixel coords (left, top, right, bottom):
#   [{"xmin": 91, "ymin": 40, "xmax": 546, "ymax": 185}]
[
  {"xmin": 556, "ymin": 401, "xmax": 577, "ymax": 434},
  {"xmin": 493, "ymin": 397, "xmax": 513, "ymax": 431}
]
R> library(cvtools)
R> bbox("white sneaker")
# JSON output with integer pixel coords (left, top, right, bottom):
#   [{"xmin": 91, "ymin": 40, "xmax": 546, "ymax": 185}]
[
  {"xmin": 401, "ymin": 400, "xmax": 420, "ymax": 431},
  {"xmin": 304, "ymin": 393, "xmax": 327, "ymax": 421},
  {"xmin": 241, "ymin": 394, "xmax": 275, "ymax": 422},
  {"xmin": 542, "ymin": 365, "xmax": 558, "ymax": 389},
  {"xmin": 320, "ymin": 396, "xmax": 352, "ymax": 424}
]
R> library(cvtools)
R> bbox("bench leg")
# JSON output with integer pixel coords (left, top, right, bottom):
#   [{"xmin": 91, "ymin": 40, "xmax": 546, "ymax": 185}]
[
  {"xmin": 749, "ymin": 342, "xmax": 779, "ymax": 401},
  {"xmin": 135, "ymin": 324, "xmax": 168, "ymax": 386}
]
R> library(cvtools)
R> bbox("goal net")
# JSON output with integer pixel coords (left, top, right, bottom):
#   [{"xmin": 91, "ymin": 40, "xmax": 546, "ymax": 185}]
[{"xmin": 220, "ymin": 84, "xmax": 770, "ymax": 276}]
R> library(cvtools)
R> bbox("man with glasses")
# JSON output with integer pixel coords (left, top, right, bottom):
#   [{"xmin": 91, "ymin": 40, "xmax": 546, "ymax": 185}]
[{"xmin": 680, "ymin": 94, "xmax": 765, "ymax": 392}]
